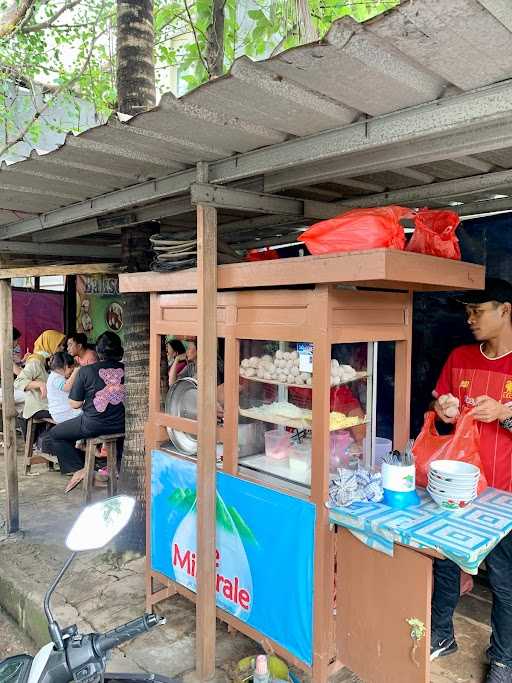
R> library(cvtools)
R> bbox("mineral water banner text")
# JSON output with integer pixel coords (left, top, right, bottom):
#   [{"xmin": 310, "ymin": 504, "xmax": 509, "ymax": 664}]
[{"xmin": 151, "ymin": 450, "xmax": 316, "ymax": 664}]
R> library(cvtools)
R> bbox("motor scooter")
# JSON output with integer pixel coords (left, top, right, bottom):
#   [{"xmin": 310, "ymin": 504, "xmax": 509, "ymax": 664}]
[{"xmin": 0, "ymin": 496, "xmax": 172, "ymax": 683}]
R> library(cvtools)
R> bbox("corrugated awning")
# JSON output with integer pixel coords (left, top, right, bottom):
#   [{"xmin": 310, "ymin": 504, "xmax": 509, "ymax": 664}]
[{"xmin": 2, "ymin": 0, "xmax": 512, "ymax": 240}]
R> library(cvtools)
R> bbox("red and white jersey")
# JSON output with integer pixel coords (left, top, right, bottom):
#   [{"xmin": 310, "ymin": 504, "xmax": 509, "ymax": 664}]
[{"xmin": 435, "ymin": 344, "xmax": 512, "ymax": 492}]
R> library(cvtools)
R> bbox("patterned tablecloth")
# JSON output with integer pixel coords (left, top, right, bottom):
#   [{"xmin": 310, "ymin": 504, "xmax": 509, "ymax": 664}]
[{"xmin": 328, "ymin": 488, "xmax": 512, "ymax": 574}]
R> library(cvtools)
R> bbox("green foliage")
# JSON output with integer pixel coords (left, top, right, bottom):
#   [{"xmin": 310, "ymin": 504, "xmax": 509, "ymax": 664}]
[
  {"xmin": 154, "ymin": 0, "xmax": 399, "ymax": 92},
  {"xmin": 0, "ymin": 0, "xmax": 114, "ymax": 157},
  {"xmin": 0, "ymin": 0, "xmax": 398, "ymax": 157}
]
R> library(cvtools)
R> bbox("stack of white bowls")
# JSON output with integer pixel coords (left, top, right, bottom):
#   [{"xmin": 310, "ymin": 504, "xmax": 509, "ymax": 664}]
[{"xmin": 427, "ymin": 460, "xmax": 480, "ymax": 513}]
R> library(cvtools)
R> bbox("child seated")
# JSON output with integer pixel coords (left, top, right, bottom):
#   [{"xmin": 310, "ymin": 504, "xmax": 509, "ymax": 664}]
[{"xmin": 47, "ymin": 352, "xmax": 82, "ymax": 424}]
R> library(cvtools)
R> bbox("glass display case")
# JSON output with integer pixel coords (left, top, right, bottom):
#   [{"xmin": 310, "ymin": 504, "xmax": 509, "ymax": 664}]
[
  {"xmin": 121, "ymin": 248, "xmax": 484, "ymax": 683},
  {"xmin": 237, "ymin": 339, "xmax": 375, "ymax": 491}
]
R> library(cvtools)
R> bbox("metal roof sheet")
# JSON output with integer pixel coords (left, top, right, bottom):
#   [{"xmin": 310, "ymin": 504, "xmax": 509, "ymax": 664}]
[{"xmin": 3, "ymin": 0, "xmax": 512, "ymax": 240}]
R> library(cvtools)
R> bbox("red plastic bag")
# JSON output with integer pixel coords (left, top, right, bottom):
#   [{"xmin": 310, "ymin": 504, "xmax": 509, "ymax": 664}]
[
  {"xmin": 406, "ymin": 209, "xmax": 461, "ymax": 260},
  {"xmin": 413, "ymin": 411, "xmax": 487, "ymax": 494},
  {"xmin": 298, "ymin": 206, "xmax": 414, "ymax": 255},
  {"xmin": 245, "ymin": 247, "xmax": 280, "ymax": 261}
]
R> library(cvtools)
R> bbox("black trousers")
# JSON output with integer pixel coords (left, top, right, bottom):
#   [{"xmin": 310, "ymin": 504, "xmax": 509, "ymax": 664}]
[
  {"xmin": 432, "ymin": 531, "xmax": 512, "ymax": 667},
  {"xmin": 41, "ymin": 416, "xmax": 123, "ymax": 475}
]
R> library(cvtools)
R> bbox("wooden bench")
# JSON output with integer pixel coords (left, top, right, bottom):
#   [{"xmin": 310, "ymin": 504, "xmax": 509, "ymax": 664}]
[
  {"xmin": 82, "ymin": 433, "xmax": 125, "ymax": 504},
  {"xmin": 24, "ymin": 416, "xmax": 57, "ymax": 474}
]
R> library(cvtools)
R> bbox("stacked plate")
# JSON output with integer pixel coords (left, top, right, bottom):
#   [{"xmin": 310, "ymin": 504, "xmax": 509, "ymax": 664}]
[{"xmin": 427, "ymin": 460, "xmax": 480, "ymax": 513}]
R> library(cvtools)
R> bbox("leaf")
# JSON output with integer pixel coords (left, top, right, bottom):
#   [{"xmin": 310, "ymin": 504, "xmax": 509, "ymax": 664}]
[{"xmin": 227, "ymin": 505, "xmax": 258, "ymax": 546}]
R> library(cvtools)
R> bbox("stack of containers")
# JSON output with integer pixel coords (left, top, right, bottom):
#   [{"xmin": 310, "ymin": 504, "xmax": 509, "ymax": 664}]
[{"xmin": 427, "ymin": 460, "xmax": 480, "ymax": 513}]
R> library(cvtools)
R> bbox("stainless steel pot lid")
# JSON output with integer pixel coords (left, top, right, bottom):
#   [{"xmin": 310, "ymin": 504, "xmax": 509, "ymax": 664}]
[{"xmin": 165, "ymin": 377, "xmax": 198, "ymax": 455}]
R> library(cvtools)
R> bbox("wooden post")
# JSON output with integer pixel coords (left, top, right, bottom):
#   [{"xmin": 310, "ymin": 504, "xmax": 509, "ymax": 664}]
[
  {"xmin": 393, "ymin": 290, "xmax": 413, "ymax": 450},
  {"xmin": 310, "ymin": 286, "xmax": 333, "ymax": 683},
  {"xmin": 0, "ymin": 279, "xmax": 19, "ymax": 533},
  {"xmin": 195, "ymin": 162, "xmax": 218, "ymax": 681}
]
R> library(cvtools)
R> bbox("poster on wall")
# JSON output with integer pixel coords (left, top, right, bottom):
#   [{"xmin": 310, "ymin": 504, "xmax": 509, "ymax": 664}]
[
  {"xmin": 76, "ymin": 274, "xmax": 124, "ymax": 343},
  {"xmin": 151, "ymin": 450, "xmax": 316, "ymax": 665}
]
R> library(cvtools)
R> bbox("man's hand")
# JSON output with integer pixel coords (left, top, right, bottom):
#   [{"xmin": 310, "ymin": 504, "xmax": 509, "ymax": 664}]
[
  {"xmin": 470, "ymin": 396, "xmax": 507, "ymax": 423},
  {"xmin": 38, "ymin": 381, "xmax": 47, "ymax": 399},
  {"xmin": 434, "ymin": 393, "xmax": 460, "ymax": 424}
]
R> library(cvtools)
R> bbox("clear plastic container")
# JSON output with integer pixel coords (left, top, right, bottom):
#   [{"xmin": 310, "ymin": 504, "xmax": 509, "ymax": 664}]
[
  {"xmin": 329, "ymin": 430, "xmax": 352, "ymax": 472},
  {"xmin": 289, "ymin": 441, "xmax": 311, "ymax": 474},
  {"xmin": 264, "ymin": 429, "xmax": 291, "ymax": 460}
]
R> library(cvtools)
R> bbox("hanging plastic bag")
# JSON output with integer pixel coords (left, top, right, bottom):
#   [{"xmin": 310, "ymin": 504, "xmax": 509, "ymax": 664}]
[
  {"xmin": 406, "ymin": 209, "xmax": 461, "ymax": 260},
  {"xmin": 298, "ymin": 206, "xmax": 414, "ymax": 255},
  {"xmin": 413, "ymin": 411, "xmax": 487, "ymax": 494}
]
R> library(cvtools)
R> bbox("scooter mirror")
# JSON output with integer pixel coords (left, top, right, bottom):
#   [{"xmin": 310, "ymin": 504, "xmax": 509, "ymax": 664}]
[{"xmin": 65, "ymin": 495, "xmax": 136, "ymax": 551}]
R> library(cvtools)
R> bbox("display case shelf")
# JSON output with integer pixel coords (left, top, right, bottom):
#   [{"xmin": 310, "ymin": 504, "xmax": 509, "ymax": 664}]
[
  {"xmin": 239, "ymin": 371, "xmax": 368, "ymax": 389},
  {"xmin": 239, "ymin": 453, "xmax": 311, "ymax": 487},
  {"xmin": 239, "ymin": 407, "xmax": 367, "ymax": 431}
]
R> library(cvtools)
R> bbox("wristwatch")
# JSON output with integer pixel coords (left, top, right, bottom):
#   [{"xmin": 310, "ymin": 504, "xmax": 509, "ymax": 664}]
[{"xmin": 500, "ymin": 416, "xmax": 512, "ymax": 432}]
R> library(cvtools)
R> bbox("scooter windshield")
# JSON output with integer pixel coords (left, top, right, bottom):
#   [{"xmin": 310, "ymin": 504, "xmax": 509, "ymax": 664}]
[{"xmin": 0, "ymin": 656, "xmax": 32, "ymax": 683}]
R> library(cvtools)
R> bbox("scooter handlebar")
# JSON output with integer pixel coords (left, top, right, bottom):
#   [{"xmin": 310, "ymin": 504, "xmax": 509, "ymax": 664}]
[{"xmin": 94, "ymin": 613, "xmax": 163, "ymax": 655}]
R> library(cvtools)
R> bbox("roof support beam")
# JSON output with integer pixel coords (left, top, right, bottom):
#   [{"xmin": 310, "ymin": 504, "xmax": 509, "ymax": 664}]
[
  {"xmin": 0, "ymin": 241, "xmax": 120, "ymax": 259},
  {"xmin": 30, "ymin": 198, "xmax": 193, "ymax": 242},
  {"xmin": 190, "ymin": 183, "xmax": 303, "ymax": 215},
  {"xmin": 0, "ymin": 262, "xmax": 118, "ymax": 279},
  {"xmin": 190, "ymin": 183, "xmax": 350, "ymax": 219},
  {"xmin": 264, "ymin": 122, "xmax": 512, "ymax": 191},
  {"xmin": 335, "ymin": 168, "xmax": 512, "ymax": 209},
  {"xmin": 4, "ymin": 78, "xmax": 512, "ymax": 238},
  {"xmin": 456, "ymin": 196, "xmax": 512, "ymax": 217},
  {"xmin": 31, "ymin": 218, "xmax": 101, "ymax": 243},
  {"xmin": 0, "ymin": 171, "xmax": 195, "ymax": 239}
]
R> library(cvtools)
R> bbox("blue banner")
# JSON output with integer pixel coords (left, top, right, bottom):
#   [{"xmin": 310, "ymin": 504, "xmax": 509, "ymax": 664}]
[{"xmin": 151, "ymin": 450, "xmax": 316, "ymax": 665}]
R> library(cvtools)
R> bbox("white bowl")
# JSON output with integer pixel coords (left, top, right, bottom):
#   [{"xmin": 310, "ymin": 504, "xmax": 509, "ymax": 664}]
[
  {"xmin": 427, "ymin": 484, "xmax": 478, "ymax": 500},
  {"xmin": 428, "ymin": 468, "xmax": 480, "ymax": 483},
  {"xmin": 428, "ymin": 470, "xmax": 479, "ymax": 487},
  {"xmin": 428, "ymin": 475, "xmax": 478, "ymax": 491},
  {"xmin": 428, "ymin": 488, "xmax": 477, "ymax": 502},
  {"xmin": 427, "ymin": 486, "xmax": 475, "ymax": 513},
  {"xmin": 429, "ymin": 460, "xmax": 480, "ymax": 479},
  {"xmin": 429, "ymin": 474, "xmax": 480, "ymax": 490}
]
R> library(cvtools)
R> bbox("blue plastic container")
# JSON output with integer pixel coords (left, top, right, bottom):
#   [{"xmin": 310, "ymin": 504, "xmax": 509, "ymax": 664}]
[{"xmin": 383, "ymin": 488, "xmax": 421, "ymax": 509}]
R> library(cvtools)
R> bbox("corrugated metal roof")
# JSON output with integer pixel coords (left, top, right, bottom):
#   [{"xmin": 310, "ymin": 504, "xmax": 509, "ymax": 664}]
[{"xmin": 2, "ymin": 0, "xmax": 512, "ymax": 235}]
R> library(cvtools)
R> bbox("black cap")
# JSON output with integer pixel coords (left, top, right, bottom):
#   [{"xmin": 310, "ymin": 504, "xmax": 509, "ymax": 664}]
[{"xmin": 456, "ymin": 277, "xmax": 512, "ymax": 305}]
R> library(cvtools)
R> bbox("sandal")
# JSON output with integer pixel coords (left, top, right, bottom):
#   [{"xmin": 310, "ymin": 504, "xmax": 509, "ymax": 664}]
[{"xmin": 65, "ymin": 468, "xmax": 85, "ymax": 493}]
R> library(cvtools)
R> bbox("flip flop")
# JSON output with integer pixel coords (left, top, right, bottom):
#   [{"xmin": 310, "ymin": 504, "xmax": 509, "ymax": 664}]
[{"xmin": 65, "ymin": 469, "xmax": 85, "ymax": 493}]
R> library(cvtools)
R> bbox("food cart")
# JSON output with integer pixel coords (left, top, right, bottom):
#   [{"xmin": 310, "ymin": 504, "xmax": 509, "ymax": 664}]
[{"xmin": 119, "ymin": 248, "xmax": 484, "ymax": 683}]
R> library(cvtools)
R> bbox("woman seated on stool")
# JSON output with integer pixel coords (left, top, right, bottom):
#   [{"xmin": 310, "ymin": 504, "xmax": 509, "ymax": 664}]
[
  {"xmin": 42, "ymin": 331, "xmax": 125, "ymax": 492},
  {"xmin": 14, "ymin": 330, "xmax": 66, "ymax": 443}
]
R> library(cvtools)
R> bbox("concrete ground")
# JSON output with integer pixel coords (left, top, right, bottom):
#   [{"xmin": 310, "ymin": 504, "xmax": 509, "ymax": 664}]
[
  {"xmin": 0, "ymin": 605, "xmax": 35, "ymax": 658},
  {"xmin": 0, "ymin": 455, "xmax": 494, "ymax": 683}
]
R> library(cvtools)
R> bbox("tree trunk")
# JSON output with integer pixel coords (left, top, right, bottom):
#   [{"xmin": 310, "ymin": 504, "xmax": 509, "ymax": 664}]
[
  {"xmin": 117, "ymin": 225, "xmax": 155, "ymax": 553},
  {"xmin": 116, "ymin": 0, "xmax": 156, "ymax": 553},
  {"xmin": 296, "ymin": 0, "xmax": 318, "ymax": 43},
  {"xmin": 116, "ymin": 0, "xmax": 156, "ymax": 113},
  {"xmin": 205, "ymin": 0, "xmax": 226, "ymax": 78}
]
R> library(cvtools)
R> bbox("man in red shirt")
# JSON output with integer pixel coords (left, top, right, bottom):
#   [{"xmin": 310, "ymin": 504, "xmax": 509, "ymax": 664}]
[{"xmin": 431, "ymin": 278, "xmax": 512, "ymax": 683}]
